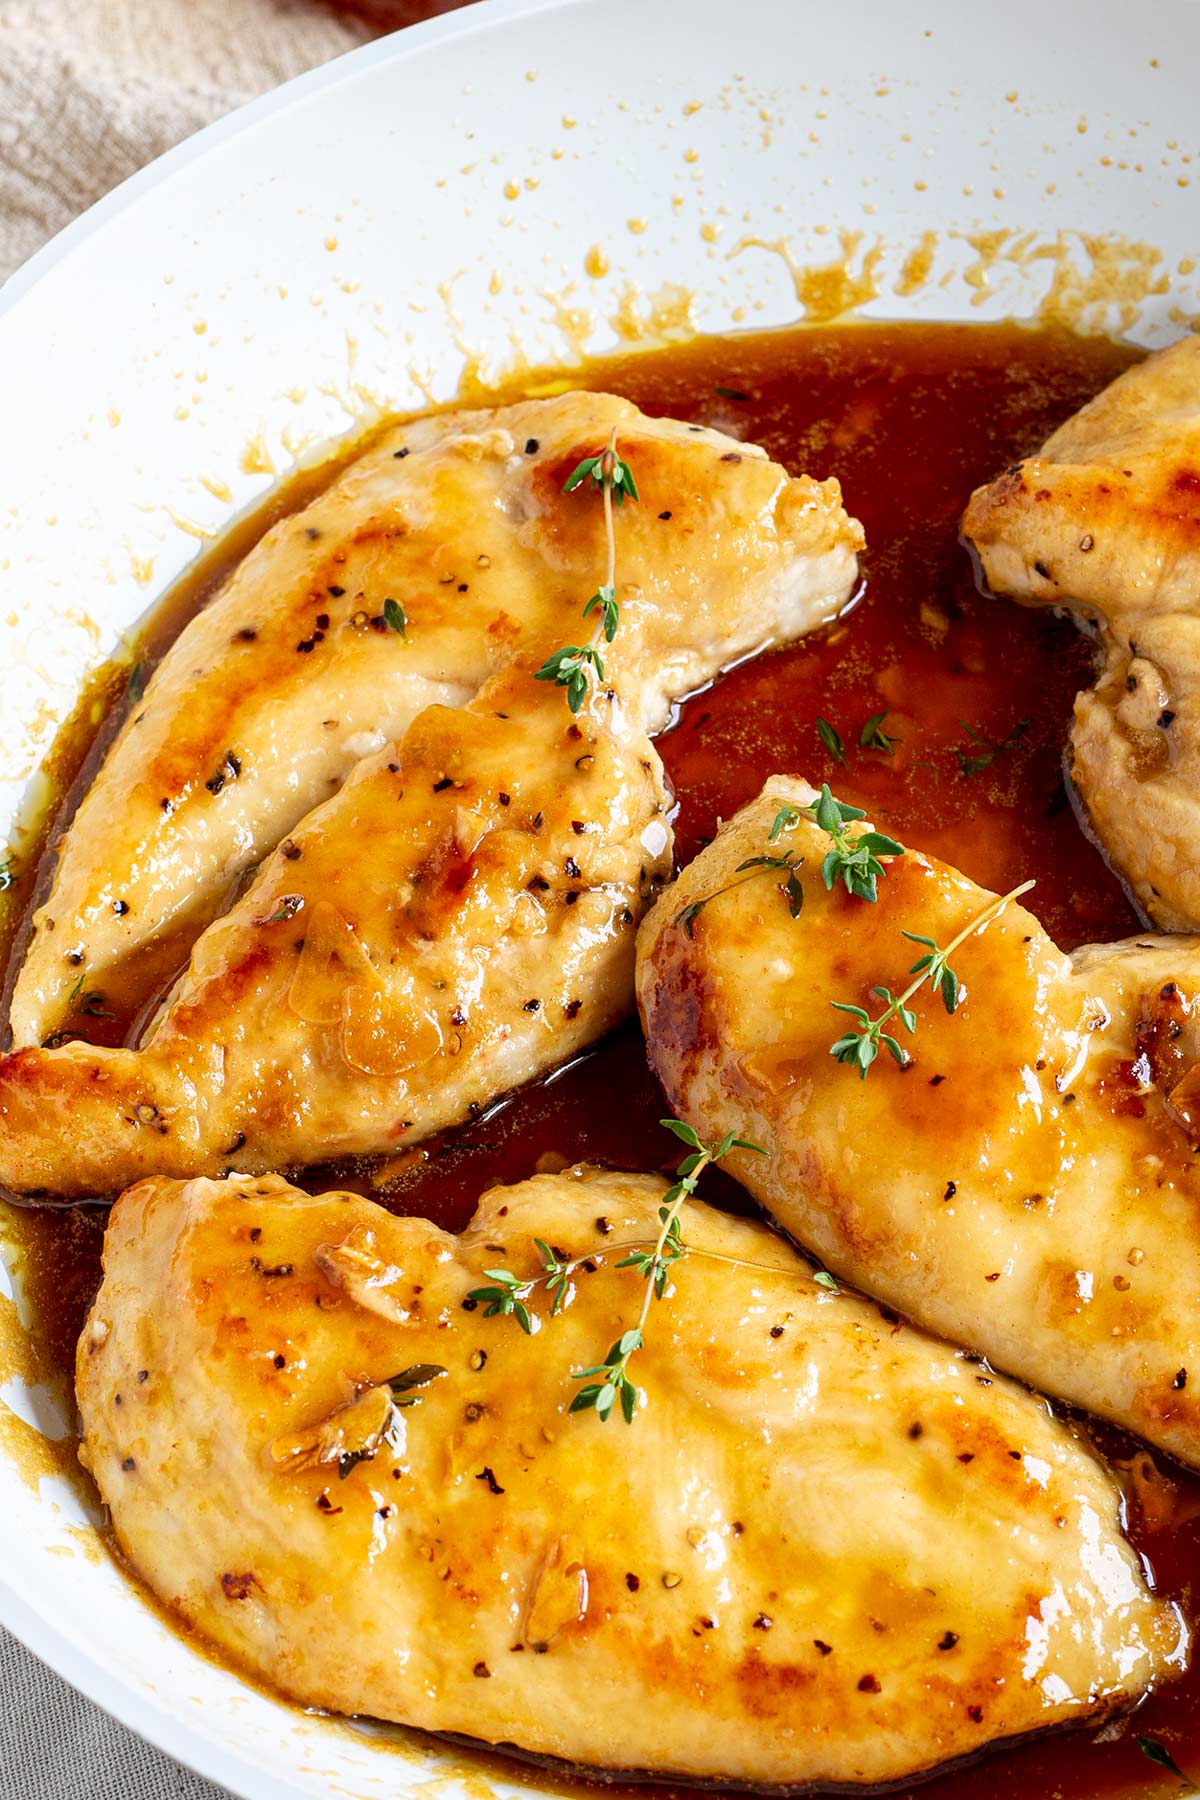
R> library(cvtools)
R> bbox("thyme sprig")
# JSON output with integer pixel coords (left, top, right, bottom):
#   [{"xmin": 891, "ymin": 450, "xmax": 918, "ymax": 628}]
[
  {"xmin": 66, "ymin": 972, "xmax": 113, "ymax": 1020},
  {"xmin": 816, "ymin": 716, "xmax": 847, "ymax": 765},
  {"xmin": 829, "ymin": 879, "xmax": 1035, "ymax": 1078},
  {"xmin": 1139, "ymin": 1738, "xmax": 1191, "ymax": 1784},
  {"xmin": 769, "ymin": 786, "xmax": 905, "ymax": 903},
  {"xmin": 956, "ymin": 716, "xmax": 1029, "ymax": 778},
  {"xmin": 535, "ymin": 429, "xmax": 638, "ymax": 714},
  {"xmin": 338, "ymin": 1364, "xmax": 446, "ymax": 1478},
  {"xmin": 467, "ymin": 1119, "xmax": 766, "ymax": 1423},
  {"xmin": 571, "ymin": 1121, "xmax": 765, "ymax": 1422},
  {"xmin": 675, "ymin": 786, "xmax": 904, "ymax": 938},
  {"xmin": 860, "ymin": 709, "xmax": 900, "ymax": 754}
]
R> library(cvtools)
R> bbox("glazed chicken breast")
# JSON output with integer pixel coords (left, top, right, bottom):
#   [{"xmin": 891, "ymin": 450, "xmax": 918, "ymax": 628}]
[
  {"xmin": 963, "ymin": 333, "xmax": 1200, "ymax": 928},
  {"xmin": 77, "ymin": 1165, "xmax": 1181, "ymax": 1789},
  {"xmin": 0, "ymin": 667, "xmax": 669, "ymax": 1197},
  {"xmin": 11, "ymin": 391, "xmax": 862, "ymax": 1048},
  {"xmin": 639, "ymin": 776, "xmax": 1200, "ymax": 1469}
]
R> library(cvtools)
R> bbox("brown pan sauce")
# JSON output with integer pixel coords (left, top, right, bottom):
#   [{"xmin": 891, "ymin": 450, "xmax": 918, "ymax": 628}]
[{"xmin": 4, "ymin": 319, "xmax": 1197, "ymax": 1799}]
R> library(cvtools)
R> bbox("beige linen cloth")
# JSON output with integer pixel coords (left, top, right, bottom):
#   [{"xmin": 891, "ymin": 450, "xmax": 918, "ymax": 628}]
[{"xmin": 0, "ymin": 5, "xmax": 408, "ymax": 1792}]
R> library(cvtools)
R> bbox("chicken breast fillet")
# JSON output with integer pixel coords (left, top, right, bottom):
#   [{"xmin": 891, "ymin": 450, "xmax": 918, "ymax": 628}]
[
  {"xmin": 77, "ymin": 1166, "xmax": 1181, "ymax": 1788},
  {"xmin": 639, "ymin": 776, "xmax": 1200, "ymax": 1469},
  {"xmin": 0, "ymin": 667, "xmax": 670, "ymax": 1198},
  {"xmin": 11, "ymin": 391, "xmax": 862, "ymax": 1047},
  {"xmin": 962, "ymin": 333, "xmax": 1200, "ymax": 928}
]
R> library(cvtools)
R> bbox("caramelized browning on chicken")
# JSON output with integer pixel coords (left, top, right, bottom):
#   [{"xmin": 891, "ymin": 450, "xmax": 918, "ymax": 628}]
[
  {"xmin": 11, "ymin": 391, "xmax": 861, "ymax": 1048},
  {"xmin": 0, "ymin": 668, "xmax": 669, "ymax": 1197},
  {"xmin": 638, "ymin": 777, "xmax": 1200, "ymax": 1469},
  {"xmin": 77, "ymin": 1166, "xmax": 1181, "ymax": 1788},
  {"xmin": 963, "ymin": 334, "xmax": 1200, "ymax": 928}
]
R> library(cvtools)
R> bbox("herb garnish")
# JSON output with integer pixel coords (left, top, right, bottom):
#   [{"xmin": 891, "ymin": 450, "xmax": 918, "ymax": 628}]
[
  {"xmin": 771, "ymin": 786, "xmax": 905, "ymax": 903},
  {"xmin": 955, "ymin": 717, "xmax": 1030, "ymax": 778},
  {"xmin": 675, "ymin": 786, "xmax": 904, "ymax": 937},
  {"xmin": 467, "ymin": 1119, "xmax": 766, "ymax": 1423},
  {"xmin": 1139, "ymin": 1738, "xmax": 1191, "ymax": 1784},
  {"xmin": 860, "ymin": 709, "xmax": 900, "ymax": 754},
  {"xmin": 816, "ymin": 716, "xmax": 847, "ymax": 765},
  {"xmin": 383, "ymin": 598, "xmax": 406, "ymax": 636},
  {"xmin": 127, "ymin": 659, "xmax": 147, "ymax": 704},
  {"xmin": 0, "ymin": 855, "xmax": 14, "ymax": 894},
  {"xmin": 535, "ymin": 430, "xmax": 638, "ymax": 714},
  {"xmin": 714, "ymin": 386, "xmax": 750, "ymax": 402},
  {"xmin": 829, "ymin": 879, "xmax": 1035, "ymax": 1078},
  {"xmin": 338, "ymin": 1365, "xmax": 446, "ymax": 1479},
  {"xmin": 67, "ymin": 972, "xmax": 113, "ymax": 1020}
]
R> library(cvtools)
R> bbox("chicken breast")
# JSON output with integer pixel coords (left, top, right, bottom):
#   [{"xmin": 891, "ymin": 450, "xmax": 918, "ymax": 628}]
[
  {"xmin": 639, "ymin": 775, "xmax": 1200, "ymax": 1468},
  {"xmin": 962, "ymin": 333, "xmax": 1200, "ymax": 928},
  {"xmin": 0, "ymin": 667, "xmax": 669, "ymax": 1198},
  {"xmin": 11, "ymin": 391, "xmax": 862, "ymax": 1047},
  {"xmin": 76, "ymin": 1165, "xmax": 1182, "ymax": 1788}
]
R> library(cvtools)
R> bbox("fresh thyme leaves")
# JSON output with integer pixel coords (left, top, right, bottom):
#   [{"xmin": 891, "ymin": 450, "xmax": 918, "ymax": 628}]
[
  {"xmin": 735, "ymin": 852, "xmax": 805, "ymax": 919},
  {"xmin": 675, "ymin": 785, "xmax": 903, "ymax": 937},
  {"xmin": 767, "ymin": 805, "xmax": 801, "ymax": 843},
  {"xmin": 336, "ymin": 1366, "xmax": 447, "ymax": 1479},
  {"xmin": 955, "ymin": 716, "xmax": 1030, "ymax": 779},
  {"xmin": 582, "ymin": 584, "xmax": 620, "ymax": 643},
  {"xmin": 675, "ymin": 900, "xmax": 706, "ymax": 939},
  {"xmin": 0, "ymin": 854, "xmax": 14, "ymax": 893},
  {"xmin": 1139, "ymin": 1738, "xmax": 1190, "ymax": 1783},
  {"xmin": 860, "ymin": 709, "xmax": 900, "ymax": 754},
  {"xmin": 816, "ymin": 715, "xmax": 847, "ymax": 765},
  {"xmin": 901, "ymin": 930, "xmax": 960, "ymax": 1014},
  {"xmin": 466, "ymin": 1119, "xmax": 766, "ymax": 1423},
  {"xmin": 383, "ymin": 598, "xmax": 407, "ymax": 636},
  {"xmin": 536, "ymin": 429, "xmax": 638, "ymax": 714},
  {"xmin": 808, "ymin": 784, "xmax": 904, "ymax": 903},
  {"xmin": 829, "ymin": 879, "xmax": 1036, "ymax": 1079},
  {"xmin": 571, "ymin": 1120, "xmax": 766, "ymax": 1422},
  {"xmin": 469, "ymin": 1265, "xmax": 538, "ymax": 1335},
  {"xmin": 812, "ymin": 1270, "xmax": 840, "ymax": 1293},
  {"xmin": 264, "ymin": 894, "xmax": 304, "ymax": 924},
  {"xmin": 534, "ymin": 644, "xmax": 607, "ymax": 715},
  {"xmin": 714, "ymin": 386, "xmax": 750, "ymax": 401},
  {"xmin": 66, "ymin": 972, "xmax": 113, "ymax": 1020},
  {"xmin": 563, "ymin": 445, "xmax": 639, "ymax": 504}
]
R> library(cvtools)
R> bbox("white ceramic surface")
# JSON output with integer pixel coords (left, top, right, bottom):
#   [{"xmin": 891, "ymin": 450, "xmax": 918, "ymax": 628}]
[{"xmin": 0, "ymin": 0, "xmax": 1198, "ymax": 1793}]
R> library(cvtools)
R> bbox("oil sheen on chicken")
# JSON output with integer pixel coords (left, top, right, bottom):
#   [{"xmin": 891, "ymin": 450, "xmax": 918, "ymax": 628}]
[
  {"xmin": 963, "ymin": 333, "xmax": 1200, "ymax": 929},
  {"xmin": 638, "ymin": 775, "xmax": 1200, "ymax": 1469},
  {"xmin": 11, "ymin": 390, "xmax": 861, "ymax": 1047},
  {"xmin": 0, "ymin": 396, "xmax": 863, "ymax": 1197},
  {"xmin": 77, "ymin": 1166, "xmax": 1182, "ymax": 1788}
]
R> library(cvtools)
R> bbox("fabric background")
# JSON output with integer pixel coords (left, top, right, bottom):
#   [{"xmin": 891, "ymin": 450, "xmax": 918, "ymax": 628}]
[{"xmin": 0, "ymin": 3, "xmax": 448, "ymax": 1793}]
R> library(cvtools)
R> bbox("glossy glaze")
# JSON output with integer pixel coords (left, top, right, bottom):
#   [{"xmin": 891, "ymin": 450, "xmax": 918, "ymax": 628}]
[
  {"xmin": 9, "ymin": 321, "xmax": 1200, "ymax": 1797},
  {"xmin": 78, "ymin": 1167, "xmax": 1182, "ymax": 1787},
  {"xmin": 0, "ymin": 391, "xmax": 859, "ymax": 1197}
]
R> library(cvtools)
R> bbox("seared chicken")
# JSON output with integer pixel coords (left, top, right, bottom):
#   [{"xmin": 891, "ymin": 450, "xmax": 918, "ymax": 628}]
[
  {"xmin": 963, "ymin": 333, "xmax": 1200, "ymax": 928},
  {"xmin": 0, "ymin": 667, "xmax": 669, "ymax": 1197},
  {"xmin": 12, "ymin": 392, "xmax": 861, "ymax": 1047},
  {"xmin": 639, "ymin": 776, "xmax": 1200, "ymax": 1469},
  {"xmin": 77, "ymin": 1165, "xmax": 1181, "ymax": 1787}
]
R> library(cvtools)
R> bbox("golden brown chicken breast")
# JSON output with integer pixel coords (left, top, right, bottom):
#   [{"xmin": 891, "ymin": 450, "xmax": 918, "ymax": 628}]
[
  {"xmin": 638, "ymin": 775, "xmax": 1200, "ymax": 1468},
  {"xmin": 77, "ymin": 1165, "xmax": 1182, "ymax": 1788},
  {"xmin": 12, "ymin": 391, "xmax": 861, "ymax": 1048},
  {"xmin": 963, "ymin": 333, "xmax": 1200, "ymax": 928},
  {"xmin": 0, "ymin": 666, "xmax": 668, "ymax": 1197}
]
